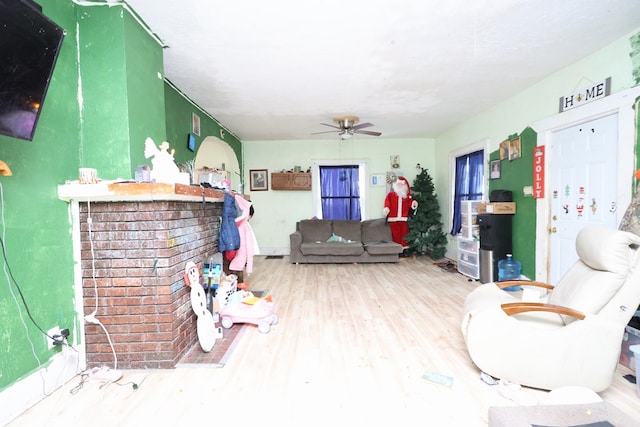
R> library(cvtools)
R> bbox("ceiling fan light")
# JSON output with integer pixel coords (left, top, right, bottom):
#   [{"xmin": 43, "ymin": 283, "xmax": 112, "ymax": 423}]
[{"xmin": 340, "ymin": 132, "xmax": 352, "ymax": 140}]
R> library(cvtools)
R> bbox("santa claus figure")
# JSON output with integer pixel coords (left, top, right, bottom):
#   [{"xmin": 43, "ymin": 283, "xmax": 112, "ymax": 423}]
[{"xmin": 383, "ymin": 176, "xmax": 418, "ymax": 256}]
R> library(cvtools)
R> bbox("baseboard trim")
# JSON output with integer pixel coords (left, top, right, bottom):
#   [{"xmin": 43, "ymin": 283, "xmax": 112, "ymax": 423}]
[{"xmin": 0, "ymin": 348, "xmax": 82, "ymax": 425}]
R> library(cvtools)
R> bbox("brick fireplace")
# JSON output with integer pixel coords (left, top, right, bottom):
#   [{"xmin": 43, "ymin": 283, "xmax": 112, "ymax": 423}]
[{"xmin": 59, "ymin": 183, "xmax": 226, "ymax": 369}]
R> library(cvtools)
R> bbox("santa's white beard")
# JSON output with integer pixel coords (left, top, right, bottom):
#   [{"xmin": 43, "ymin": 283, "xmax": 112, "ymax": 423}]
[{"xmin": 394, "ymin": 182, "xmax": 408, "ymax": 198}]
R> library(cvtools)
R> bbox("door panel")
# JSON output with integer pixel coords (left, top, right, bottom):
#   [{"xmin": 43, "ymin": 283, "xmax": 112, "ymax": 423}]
[{"xmin": 549, "ymin": 114, "xmax": 618, "ymax": 283}]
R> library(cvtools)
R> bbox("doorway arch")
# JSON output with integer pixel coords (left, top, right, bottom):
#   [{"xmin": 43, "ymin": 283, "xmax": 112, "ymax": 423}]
[{"xmin": 194, "ymin": 136, "xmax": 241, "ymax": 192}]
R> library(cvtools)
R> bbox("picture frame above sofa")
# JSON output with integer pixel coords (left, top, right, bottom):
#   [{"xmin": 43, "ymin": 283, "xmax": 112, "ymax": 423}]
[{"xmin": 250, "ymin": 169, "xmax": 268, "ymax": 191}]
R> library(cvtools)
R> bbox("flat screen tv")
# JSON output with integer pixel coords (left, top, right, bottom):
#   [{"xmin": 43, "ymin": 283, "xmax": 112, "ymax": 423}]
[{"xmin": 0, "ymin": 0, "xmax": 65, "ymax": 141}]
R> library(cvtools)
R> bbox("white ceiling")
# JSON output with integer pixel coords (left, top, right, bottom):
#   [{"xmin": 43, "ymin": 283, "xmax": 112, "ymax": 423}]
[{"xmin": 121, "ymin": 0, "xmax": 640, "ymax": 141}]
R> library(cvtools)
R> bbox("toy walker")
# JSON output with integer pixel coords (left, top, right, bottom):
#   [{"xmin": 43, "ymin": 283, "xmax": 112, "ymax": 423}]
[{"xmin": 219, "ymin": 288, "xmax": 278, "ymax": 334}]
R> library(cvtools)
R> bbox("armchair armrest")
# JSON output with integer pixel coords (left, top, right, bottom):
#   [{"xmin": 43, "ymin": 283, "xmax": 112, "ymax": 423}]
[
  {"xmin": 290, "ymin": 231, "xmax": 302, "ymax": 249},
  {"xmin": 501, "ymin": 302, "xmax": 586, "ymax": 320},
  {"xmin": 496, "ymin": 280, "xmax": 555, "ymax": 291},
  {"xmin": 289, "ymin": 231, "xmax": 303, "ymax": 264}
]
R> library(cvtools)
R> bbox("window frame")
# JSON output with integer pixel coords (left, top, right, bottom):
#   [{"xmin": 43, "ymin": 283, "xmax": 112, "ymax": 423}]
[
  {"xmin": 312, "ymin": 159, "xmax": 369, "ymax": 220},
  {"xmin": 448, "ymin": 140, "xmax": 488, "ymax": 234}
]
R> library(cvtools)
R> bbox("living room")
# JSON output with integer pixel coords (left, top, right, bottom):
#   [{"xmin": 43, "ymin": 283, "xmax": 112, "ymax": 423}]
[{"xmin": 2, "ymin": 0, "xmax": 640, "ymax": 425}]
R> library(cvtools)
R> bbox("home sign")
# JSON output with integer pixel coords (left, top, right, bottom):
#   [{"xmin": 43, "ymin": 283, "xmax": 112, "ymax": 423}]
[{"xmin": 559, "ymin": 77, "xmax": 611, "ymax": 112}]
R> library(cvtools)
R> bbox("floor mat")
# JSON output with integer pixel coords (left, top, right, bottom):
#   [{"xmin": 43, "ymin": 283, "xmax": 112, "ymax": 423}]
[
  {"xmin": 434, "ymin": 260, "xmax": 458, "ymax": 273},
  {"xmin": 176, "ymin": 290, "xmax": 267, "ymax": 367},
  {"xmin": 177, "ymin": 322, "xmax": 248, "ymax": 367}
]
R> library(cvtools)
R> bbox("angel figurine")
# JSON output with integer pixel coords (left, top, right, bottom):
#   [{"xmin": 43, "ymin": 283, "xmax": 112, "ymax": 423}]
[{"xmin": 144, "ymin": 137, "xmax": 181, "ymax": 183}]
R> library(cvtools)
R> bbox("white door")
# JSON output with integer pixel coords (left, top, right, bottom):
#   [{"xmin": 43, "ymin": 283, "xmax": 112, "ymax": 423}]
[{"xmin": 548, "ymin": 113, "xmax": 618, "ymax": 283}]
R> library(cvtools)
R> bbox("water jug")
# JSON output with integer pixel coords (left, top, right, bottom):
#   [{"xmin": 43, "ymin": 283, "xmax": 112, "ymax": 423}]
[{"xmin": 498, "ymin": 254, "xmax": 521, "ymax": 291}]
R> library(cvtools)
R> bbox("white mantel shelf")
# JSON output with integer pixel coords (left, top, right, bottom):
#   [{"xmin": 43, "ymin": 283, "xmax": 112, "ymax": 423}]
[{"xmin": 57, "ymin": 181, "xmax": 226, "ymax": 203}]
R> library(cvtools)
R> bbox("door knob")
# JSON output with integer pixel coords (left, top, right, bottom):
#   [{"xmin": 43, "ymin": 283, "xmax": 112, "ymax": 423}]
[
  {"xmin": 550, "ymin": 227, "xmax": 557, "ymax": 233},
  {"xmin": 552, "ymin": 215, "xmax": 557, "ymax": 221}
]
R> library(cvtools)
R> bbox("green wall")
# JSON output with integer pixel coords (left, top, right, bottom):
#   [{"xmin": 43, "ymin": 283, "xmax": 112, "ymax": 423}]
[
  {"xmin": 0, "ymin": 0, "xmax": 242, "ymax": 395},
  {"xmin": 164, "ymin": 83, "xmax": 242, "ymax": 166},
  {"xmin": 487, "ymin": 127, "xmax": 537, "ymax": 278},
  {"xmin": 78, "ymin": 6, "xmax": 166, "ymax": 179},
  {"xmin": 123, "ymin": 11, "xmax": 167, "ymax": 172},
  {"xmin": 0, "ymin": 0, "xmax": 79, "ymax": 389},
  {"xmin": 77, "ymin": 6, "xmax": 129, "ymax": 175}
]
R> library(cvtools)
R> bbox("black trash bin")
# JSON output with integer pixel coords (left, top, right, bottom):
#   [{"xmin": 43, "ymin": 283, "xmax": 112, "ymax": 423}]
[
  {"xmin": 478, "ymin": 214, "xmax": 513, "ymax": 283},
  {"xmin": 478, "ymin": 190, "xmax": 514, "ymax": 283}
]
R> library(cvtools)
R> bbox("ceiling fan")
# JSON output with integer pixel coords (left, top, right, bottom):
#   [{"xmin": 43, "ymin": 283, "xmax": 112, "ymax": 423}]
[{"xmin": 312, "ymin": 115, "xmax": 382, "ymax": 140}]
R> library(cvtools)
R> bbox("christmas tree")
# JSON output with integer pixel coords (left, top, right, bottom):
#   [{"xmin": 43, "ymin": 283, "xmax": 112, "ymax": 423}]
[{"xmin": 407, "ymin": 168, "xmax": 447, "ymax": 259}]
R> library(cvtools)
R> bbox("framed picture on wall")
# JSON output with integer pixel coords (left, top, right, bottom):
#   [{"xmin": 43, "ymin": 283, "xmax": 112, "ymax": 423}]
[
  {"xmin": 192, "ymin": 113, "xmax": 201, "ymax": 136},
  {"xmin": 499, "ymin": 140, "xmax": 510, "ymax": 160},
  {"xmin": 390, "ymin": 155, "xmax": 400, "ymax": 169},
  {"xmin": 250, "ymin": 169, "xmax": 268, "ymax": 191},
  {"xmin": 490, "ymin": 159, "xmax": 501, "ymax": 179},
  {"xmin": 509, "ymin": 137, "xmax": 522, "ymax": 160}
]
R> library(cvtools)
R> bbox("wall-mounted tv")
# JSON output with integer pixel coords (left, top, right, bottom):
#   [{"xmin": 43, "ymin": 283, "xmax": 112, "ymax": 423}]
[{"xmin": 0, "ymin": 0, "xmax": 65, "ymax": 141}]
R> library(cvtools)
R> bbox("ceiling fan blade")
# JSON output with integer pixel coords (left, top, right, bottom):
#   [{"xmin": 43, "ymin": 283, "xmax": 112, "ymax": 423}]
[
  {"xmin": 355, "ymin": 129, "xmax": 382, "ymax": 136},
  {"xmin": 311, "ymin": 130, "xmax": 339, "ymax": 135},
  {"xmin": 352, "ymin": 122, "xmax": 374, "ymax": 130},
  {"xmin": 320, "ymin": 123, "xmax": 340, "ymax": 129}
]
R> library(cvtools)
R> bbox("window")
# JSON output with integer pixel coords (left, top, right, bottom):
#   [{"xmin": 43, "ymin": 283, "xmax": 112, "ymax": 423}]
[
  {"xmin": 451, "ymin": 149, "xmax": 484, "ymax": 235},
  {"xmin": 312, "ymin": 160, "xmax": 369, "ymax": 220},
  {"xmin": 319, "ymin": 165, "xmax": 361, "ymax": 220}
]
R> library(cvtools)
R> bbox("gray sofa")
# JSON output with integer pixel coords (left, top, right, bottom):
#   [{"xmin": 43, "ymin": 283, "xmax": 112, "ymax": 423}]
[{"xmin": 289, "ymin": 218, "xmax": 403, "ymax": 264}]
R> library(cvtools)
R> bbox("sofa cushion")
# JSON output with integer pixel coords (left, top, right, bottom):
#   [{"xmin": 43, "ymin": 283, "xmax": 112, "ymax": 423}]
[
  {"xmin": 364, "ymin": 241, "xmax": 402, "ymax": 255},
  {"xmin": 362, "ymin": 218, "xmax": 393, "ymax": 242},
  {"xmin": 331, "ymin": 220, "xmax": 362, "ymax": 242},
  {"xmin": 298, "ymin": 220, "xmax": 332, "ymax": 243},
  {"xmin": 300, "ymin": 242, "xmax": 364, "ymax": 256}
]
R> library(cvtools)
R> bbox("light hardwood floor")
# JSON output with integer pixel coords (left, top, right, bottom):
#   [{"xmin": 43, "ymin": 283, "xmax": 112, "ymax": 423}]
[{"xmin": 9, "ymin": 256, "xmax": 640, "ymax": 426}]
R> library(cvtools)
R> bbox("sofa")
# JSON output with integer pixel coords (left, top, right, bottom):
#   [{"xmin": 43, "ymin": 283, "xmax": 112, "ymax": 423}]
[{"xmin": 289, "ymin": 218, "xmax": 403, "ymax": 264}]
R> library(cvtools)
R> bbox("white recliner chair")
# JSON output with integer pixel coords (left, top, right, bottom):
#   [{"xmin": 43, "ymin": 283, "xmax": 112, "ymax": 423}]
[{"xmin": 461, "ymin": 226, "xmax": 640, "ymax": 392}]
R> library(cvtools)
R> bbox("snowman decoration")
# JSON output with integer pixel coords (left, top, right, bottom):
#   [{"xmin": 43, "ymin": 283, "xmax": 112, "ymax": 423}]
[{"xmin": 184, "ymin": 261, "xmax": 223, "ymax": 352}]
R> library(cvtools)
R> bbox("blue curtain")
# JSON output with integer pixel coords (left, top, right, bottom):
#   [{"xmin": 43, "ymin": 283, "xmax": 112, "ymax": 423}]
[
  {"xmin": 450, "ymin": 150, "xmax": 484, "ymax": 235},
  {"xmin": 320, "ymin": 166, "xmax": 361, "ymax": 220}
]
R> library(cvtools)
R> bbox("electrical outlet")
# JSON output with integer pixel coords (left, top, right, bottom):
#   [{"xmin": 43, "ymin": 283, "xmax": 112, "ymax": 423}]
[{"xmin": 47, "ymin": 326, "xmax": 61, "ymax": 350}]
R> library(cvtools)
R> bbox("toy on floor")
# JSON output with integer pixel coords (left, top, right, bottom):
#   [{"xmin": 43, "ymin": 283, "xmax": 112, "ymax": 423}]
[
  {"xmin": 219, "ymin": 286, "xmax": 278, "ymax": 334},
  {"xmin": 184, "ymin": 261, "xmax": 223, "ymax": 352}
]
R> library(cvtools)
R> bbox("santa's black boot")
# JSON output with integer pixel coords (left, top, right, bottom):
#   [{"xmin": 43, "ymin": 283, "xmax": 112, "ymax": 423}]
[{"xmin": 400, "ymin": 248, "xmax": 410, "ymax": 258}]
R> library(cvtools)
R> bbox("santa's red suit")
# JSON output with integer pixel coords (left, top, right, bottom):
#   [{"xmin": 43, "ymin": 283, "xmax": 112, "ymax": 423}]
[{"xmin": 383, "ymin": 177, "xmax": 418, "ymax": 249}]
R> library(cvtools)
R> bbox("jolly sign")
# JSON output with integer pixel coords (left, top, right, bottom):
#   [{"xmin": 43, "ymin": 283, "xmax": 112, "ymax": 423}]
[{"xmin": 533, "ymin": 146, "xmax": 545, "ymax": 199}]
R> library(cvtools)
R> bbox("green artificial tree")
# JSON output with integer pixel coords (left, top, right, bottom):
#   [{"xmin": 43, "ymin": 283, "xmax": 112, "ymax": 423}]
[{"xmin": 407, "ymin": 168, "xmax": 448, "ymax": 260}]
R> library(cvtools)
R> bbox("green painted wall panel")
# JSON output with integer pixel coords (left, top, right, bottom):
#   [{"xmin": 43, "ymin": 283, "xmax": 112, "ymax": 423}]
[
  {"xmin": 164, "ymin": 83, "xmax": 242, "ymax": 168},
  {"xmin": 77, "ymin": 6, "xmax": 168, "ymax": 179},
  {"xmin": 77, "ymin": 7, "xmax": 131, "ymax": 178},
  {"xmin": 123, "ymin": 11, "xmax": 166, "ymax": 170},
  {"xmin": 488, "ymin": 127, "xmax": 537, "ymax": 278},
  {"xmin": 0, "ymin": 0, "xmax": 79, "ymax": 390},
  {"xmin": 1, "ymin": 1, "xmax": 175, "ymax": 391}
]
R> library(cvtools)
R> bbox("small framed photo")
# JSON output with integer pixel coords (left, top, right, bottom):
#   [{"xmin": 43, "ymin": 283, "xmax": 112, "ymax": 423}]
[
  {"xmin": 370, "ymin": 173, "xmax": 385, "ymax": 186},
  {"xmin": 250, "ymin": 169, "xmax": 268, "ymax": 191},
  {"xmin": 490, "ymin": 159, "xmax": 501, "ymax": 179},
  {"xmin": 499, "ymin": 140, "xmax": 510, "ymax": 160},
  {"xmin": 390, "ymin": 155, "xmax": 400, "ymax": 169},
  {"xmin": 509, "ymin": 137, "xmax": 522, "ymax": 160},
  {"xmin": 192, "ymin": 113, "xmax": 201, "ymax": 136},
  {"xmin": 187, "ymin": 133, "xmax": 196, "ymax": 152}
]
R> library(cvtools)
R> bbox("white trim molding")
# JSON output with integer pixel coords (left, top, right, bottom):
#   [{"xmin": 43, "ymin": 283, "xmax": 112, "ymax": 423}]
[{"xmin": 531, "ymin": 85, "xmax": 640, "ymax": 282}]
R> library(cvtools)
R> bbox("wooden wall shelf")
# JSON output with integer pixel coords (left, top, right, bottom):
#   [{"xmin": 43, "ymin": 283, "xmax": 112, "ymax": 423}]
[{"xmin": 271, "ymin": 172, "xmax": 311, "ymax": 190}]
